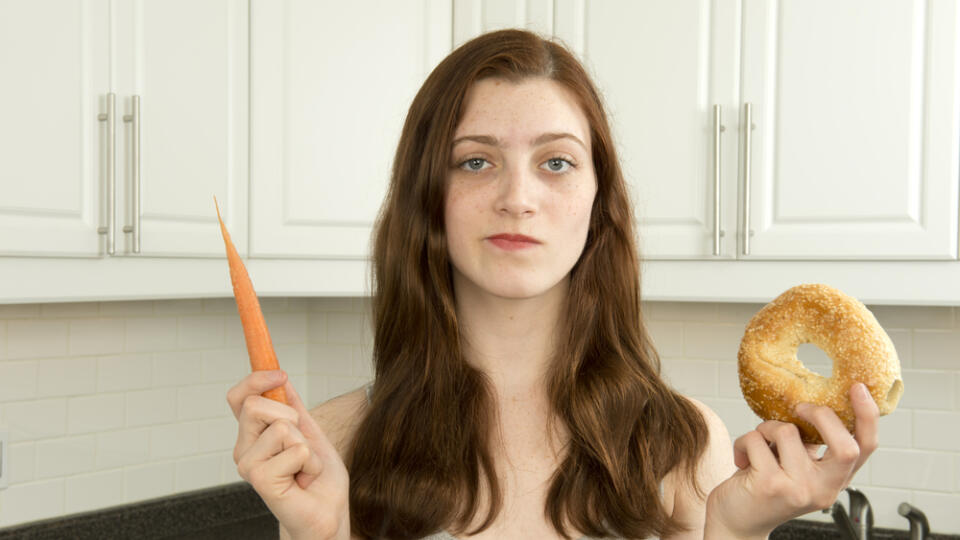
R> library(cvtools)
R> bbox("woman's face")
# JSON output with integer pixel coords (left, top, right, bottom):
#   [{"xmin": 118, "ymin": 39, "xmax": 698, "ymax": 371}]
[{"xmin": 445, "ymin": 77, "xmax": 598, "ymax": 300}]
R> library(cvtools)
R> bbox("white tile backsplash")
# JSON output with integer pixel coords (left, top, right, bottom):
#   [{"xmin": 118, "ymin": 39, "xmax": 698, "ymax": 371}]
[{"xmin": 1, "ymin": 298, "xmax": 959, "ymax": 534}]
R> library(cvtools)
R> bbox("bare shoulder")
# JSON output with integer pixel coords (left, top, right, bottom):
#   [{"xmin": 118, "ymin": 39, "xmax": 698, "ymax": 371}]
[
  {"xmin": 661, "ymin": 396, "xmax": 737, "ymax": 539},
  {"xmin": 308, "ymin": 385, "xmax": 370, "ymax": 459}
]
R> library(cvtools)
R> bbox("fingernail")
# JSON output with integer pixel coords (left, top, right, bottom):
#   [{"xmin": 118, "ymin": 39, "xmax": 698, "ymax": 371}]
[
  {"xmin": 854, "ymin": 382, "xmax": 870, "ymax": 402},
  {"xmin": 794, "ymin": 402, "xmax": 810, "ymax": 415}
]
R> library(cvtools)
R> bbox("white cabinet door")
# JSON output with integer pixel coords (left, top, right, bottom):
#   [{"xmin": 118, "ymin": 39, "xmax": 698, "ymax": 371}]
[
  {"xmin": 741, "ymin": 0, "xmax": 960, "ymax": 259},
  {"xmin": 250, "ymin": 0, "xmax": 452, "ymax": 258},
  {"xmin": 0, "ymin": 0, "xmax": 110, "ymax": 257},
  {"xmin": 554, "ymin": 0, "xmax": 741, "ymax": 259},
  {"xmin": 114, "ymin": 0, "xmax": 248, "ymax": 257}
]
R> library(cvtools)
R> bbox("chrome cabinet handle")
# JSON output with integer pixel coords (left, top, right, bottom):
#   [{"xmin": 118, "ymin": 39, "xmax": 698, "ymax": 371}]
[
  {"xmin": 97, "ymin": 93, "xmax": 116, "ymax": 255},
  {"xmin": 122, "ymin": 95, "xmax": 141, "ymax": 253},
  {"xmin": 742, "ymin": 102, "xmax": 754, "ymax": 256},
  {"xmin": 713, "ymin": 104, "xmax": 725, "ymax": 256}
]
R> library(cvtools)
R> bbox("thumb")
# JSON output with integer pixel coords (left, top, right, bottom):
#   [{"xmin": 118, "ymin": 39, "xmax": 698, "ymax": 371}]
[{"xmin": 281, "ymin": 379, "xmax": 338, "ymax": 454}]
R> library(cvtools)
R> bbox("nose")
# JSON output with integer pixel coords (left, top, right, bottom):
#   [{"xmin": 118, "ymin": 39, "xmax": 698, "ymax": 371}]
[{"xmin": 495, "ymin": 161, "xmax": 537, "ymax": 218}]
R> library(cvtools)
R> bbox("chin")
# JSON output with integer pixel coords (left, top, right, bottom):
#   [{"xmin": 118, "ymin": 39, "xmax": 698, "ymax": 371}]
[{"xmin": 480, "ymin": 275, "xmax": 566, "ymax": 300}]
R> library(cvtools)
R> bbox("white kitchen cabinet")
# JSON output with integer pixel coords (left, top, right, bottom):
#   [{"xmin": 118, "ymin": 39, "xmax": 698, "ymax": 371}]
[
  {"xmin": 457, "ymin": 0, "xmax": 960, "ymax": 261},
  {"xmin": 0, "ymin": 0, "xmax": 248, "ymax": 258},
  {"xmin": 249, "ymin": 0, "xmax": 452, "ymax": 259}
]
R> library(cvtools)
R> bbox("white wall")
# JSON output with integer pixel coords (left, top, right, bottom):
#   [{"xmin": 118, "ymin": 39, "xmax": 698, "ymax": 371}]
[{"xmin": 0, "ymin": 298, "xmax": 957, "ymax": 534}]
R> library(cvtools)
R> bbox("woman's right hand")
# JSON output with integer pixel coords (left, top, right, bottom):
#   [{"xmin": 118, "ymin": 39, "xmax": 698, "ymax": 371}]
[{"xmin": 227, "ymin": 370, "xmax": 350, "ymax": 540}]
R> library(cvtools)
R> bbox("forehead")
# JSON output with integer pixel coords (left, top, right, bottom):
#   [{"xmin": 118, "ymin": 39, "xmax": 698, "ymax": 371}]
[{"xmin": 453, "ymin": 77, "xmax": 591, "ymax": 146}]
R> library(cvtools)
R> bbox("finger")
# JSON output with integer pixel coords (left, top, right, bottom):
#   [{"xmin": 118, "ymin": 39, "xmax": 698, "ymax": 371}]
[
  {"xmin": 235, "ymin": 395, "xmax": 299, "ymax": 463},
  {"xmin": 755, "ymin": 421, "xmax": 809, "ymax": 473},
  {"xmin": 227, "ymin": 370, "xmax": 288, "ymax": 417},
  {"xmin": 260, "ymin": 442, "xmax": 324, "ymax": 493},
  {"xmin": 237, "ymin": 418, "xmax": 306, "ymax": 481},
  {"xmin": 794, "ymin": 403, "xmax": 860, "ymax": 482},
  {"xmin": 281, "ymin": 379, "xmax": 338, "ymax": 456},
  {"xmin": 733, "ymin": 429, "xmax": 780, "ymax": 472},
  {"xmin": 848, "ymin": 382, "xmax": 880, "ymax": 477}
]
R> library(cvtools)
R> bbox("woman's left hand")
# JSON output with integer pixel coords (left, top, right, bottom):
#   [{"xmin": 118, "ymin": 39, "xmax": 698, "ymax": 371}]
[{"xmin": 705, "ymin": 382, "xmax": 880, "ymax": 539}]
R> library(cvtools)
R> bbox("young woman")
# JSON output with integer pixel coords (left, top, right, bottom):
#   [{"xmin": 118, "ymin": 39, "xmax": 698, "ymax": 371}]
[{"xmin": 227, "ymin": 29, "xmax": 880, "ymax": 540}]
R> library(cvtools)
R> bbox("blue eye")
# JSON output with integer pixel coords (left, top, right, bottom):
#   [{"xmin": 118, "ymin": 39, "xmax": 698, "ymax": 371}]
[
  {"xmin": 543, "ymin": 157, "xmax": 574, "ymax": 173},
  {"xmin": 459, "ymin": 158, "xmax": 490, "ymax": 172}
]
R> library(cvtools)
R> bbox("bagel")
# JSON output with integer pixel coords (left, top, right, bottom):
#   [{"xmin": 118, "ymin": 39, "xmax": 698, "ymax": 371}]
[{"xmin": 737, "ymin": 283, "xmax": 903, "ymax": 444}]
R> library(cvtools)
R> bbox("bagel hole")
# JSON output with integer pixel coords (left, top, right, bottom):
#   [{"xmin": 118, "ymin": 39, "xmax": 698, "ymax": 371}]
[{"xmin": 798, "ymin": 343, "xmax": 832, "ymax": 378}]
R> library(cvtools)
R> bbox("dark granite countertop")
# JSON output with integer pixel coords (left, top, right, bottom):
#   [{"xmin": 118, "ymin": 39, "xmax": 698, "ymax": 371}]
[{"xmin": 0, "ymin": 482, "xmax": 955, "ymax": 539}]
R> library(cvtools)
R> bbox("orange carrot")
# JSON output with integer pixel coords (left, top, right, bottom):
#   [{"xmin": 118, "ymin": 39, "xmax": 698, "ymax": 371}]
[{"xmin": 214, "ymin": 196, "xmax": 287, "ymax": 404}]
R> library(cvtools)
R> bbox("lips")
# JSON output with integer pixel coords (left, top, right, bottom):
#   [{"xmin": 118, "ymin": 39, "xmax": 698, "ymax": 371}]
[{"xmin": 487, "ymin": 233, "xmax": 541, "ymax": 244}]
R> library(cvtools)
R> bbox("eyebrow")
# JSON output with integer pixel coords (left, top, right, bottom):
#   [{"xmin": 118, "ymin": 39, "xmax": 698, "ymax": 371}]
[{"xmin": 451, "ymin": 132, "xmax": 587, "ymax": 151}]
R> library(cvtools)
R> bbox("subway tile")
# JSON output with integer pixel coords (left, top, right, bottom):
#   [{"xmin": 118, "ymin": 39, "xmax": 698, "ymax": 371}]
[
  {"xmin": 353, "ymin": 345, "xmax": 374, "ymax": 379},
  {"xmin": 698, "ymin": 398, "xmax": 762, "ymax": 440},
  {"xmin": 716, "ymin": 361, "xmax": 741, "ymax": 399},
  {"xmin": 0, "ymin": 322, "xmax": 6, "ymax": 360},
  {"xmin": 64, "ymin": 469, "xmax": 124, "ymax": 514},
  {"xmin": 197, "ymin": 417, "xmax": 236, "ymax": 453},
  {"xmin": 310, "ymin": 297, "xmax": 356, "ymax": 313},
  {"xmin": 308, "ymin": 343, "xmax": 354, "ymax": 377},
  {"xmin": 6, "ymin": 320, "xmax": 68, "ymax": 360},
  {"xmin": 221, "ymin": 452, "xmax": 242, "ymax": 483},
  {"xmin": 35, "ymin": 435, "xmax": 96, "ymax": 479},
  {"xmin": 153, "ymin": 299, "xmax": 204, "ymax": 316},
  {"xmin": 327, "ymin": 312, "xmax": 364, "ymax": 345},
  {"xmin": 8, "ymin": 442, "xmax": 36, "ymax": 484},
  {"xmin": 912, "ymin": 331, "xmax": 960, "ymax": 370},
  {"xmin": 177, "ymin": 383, "xmax": 232, "ymax": 421},
  {"xmin": 289, "ymin": 374, "xmax": 308, "ymax": 402},
  {"xmin": 98, "ymin": 300, "xmax": 153, "ymax": 317},
  {"xmin": 0, "ymin": 479, "xmax": 64, "ymax": 526},
  {"xmin": 307, "ymin": 312, "xmax": 327, "ymax": 343},
  {"xmin": 175, "ymin": 454, "xmax": 223, "ymax": 493},
  {"xmin": 124, "ymin": 462, "xmax": 175, "ymax": 503},
  {"xmin": 643, "ymin": 301, "xmax": 718, "ymax": 322},
  {"xmin": 265, "ymin": 313, "xmax": 307, "ymax": 345},
  {"xmin": 125, "ymin": 388, "xmax": 177, "ymax": 427},
  {"xmin": 223, "ymin": 315, "xmax": 245, "ymax": 348},
  {"xmin": 259, "ymin": 297, "xmax": 290, "ymax": 313},
  {"xmin": 660, "ymin": 358, "xmax": 717, "ymax": 397},
  {"xmin": 913, "ymin": 411, "xmax": 960, "ymax": 451},
  {"xmin": 153, "ymin": 351, "xmax": 203, "ymax": 387},
  {"xmin": 306, "ymin": 374, "xmax": 327, "ymax": 405},
  {"xmin": 683, "ymin": 323, "xmax": 743, "ymax": 361},
  {"xmin": 96, "ymin": 428, "xmax": 150, "ymax": 469},
  {"xmin": 68, "ymin": 318, "xmax": 125, "ymax": 356},
  {"xmin": 178, "ymin": 315, "xmax": 225, "ymax": 350},
  {"xmin": 912, "ymin": 491, "xmax": 960, "ymax": 535},
  {"xmin": 98, "ymin": 354, "xmax": 152, "ymax": 392},
  {"xmin": 878, "ymin": 408, "xmax": 912, "ymax": 449},
  {"xmin": 5, "ymin": 399, "xmax": 68, "ymax": 442},
  {"xmin": 68, "ymin": 394, "xmax": 125, "ymax": 434},
  {"xmin": 275, "ymin": 343, "xmax": 308, "ymax": 376},
  {"xmin": 898, "ymin": 371, "xmax": 954, "ymax": 410},
  {"xmin": 323, "ymin": 376, "xmax": 370, "ymax": 404},
  {"xmin": 286, "ymin": 298, "xmax": 308, "ymax": 312},
  {"xmin": 645, "ymin": 320, "xmax": 683, "ymax": 358},
  {"xmin": 125, "ymin": 317, "xmax": 178, "ymax": 353},
  {"xmin": 868, "ymin": 305, "xmax": 954, "ymax": 330},
  {"xmin": 150, "ymin": 422, "xmax": 200, "ymax": 459},
  {"xmin": 956, "ymin": 454, "xmax": 960, "ymax": 491},
  {"xmin": 870, "ymin": 449, "xmax": 954, "ymax": 491},
  {"xmin": 887, "ymin": 329, "xmax": 912, "ymax": 368},
  {"xmin": 716, "ymin": 302, "xmax": 766, "ymax": 325},
  {"xmin": 0, "ymin": 360, "xmax": 38, "ymax": 401},
  {"xmin": 0, "ymin": 304, "xmax": 40, "ymax": 319},
  {"xmin": 202, "ymin": 297, "xmax": 237, "ymax": 314},
  {"xmin": 37, "ymin": 357, "xmax": 97, "ymax": 397},
  {"xmin": 201, "ymin": 348, "xmax": 249, "ymax": 384},
  {"xmin": 39, "ymin": 302, "xmax": 99, "ymax": 318}
]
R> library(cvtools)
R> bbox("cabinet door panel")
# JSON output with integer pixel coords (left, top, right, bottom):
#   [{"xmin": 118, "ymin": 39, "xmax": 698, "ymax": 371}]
[
  {"xmin": 555, "ymin": 0, "xmax": 741, "ymax": 258},
  {"xmin": 0, "ymin": 0, "xmax": 109, "ymax": 257},
  {"xmin": 115, "ymin": 0, "xmax": 248, "ymax": 257},
  {"xmin": 250, "ymin": 0, "xmax": 452, "ymax": 258},
  {"xmin": 742, "ymin": 0, "xmax": 960, "ymax": 259}
]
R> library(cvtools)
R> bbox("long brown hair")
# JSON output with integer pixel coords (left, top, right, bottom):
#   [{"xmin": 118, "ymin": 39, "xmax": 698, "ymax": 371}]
[{"xmin": 348, "ymin": 29, "xmax": 709, "ymax": 539}]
